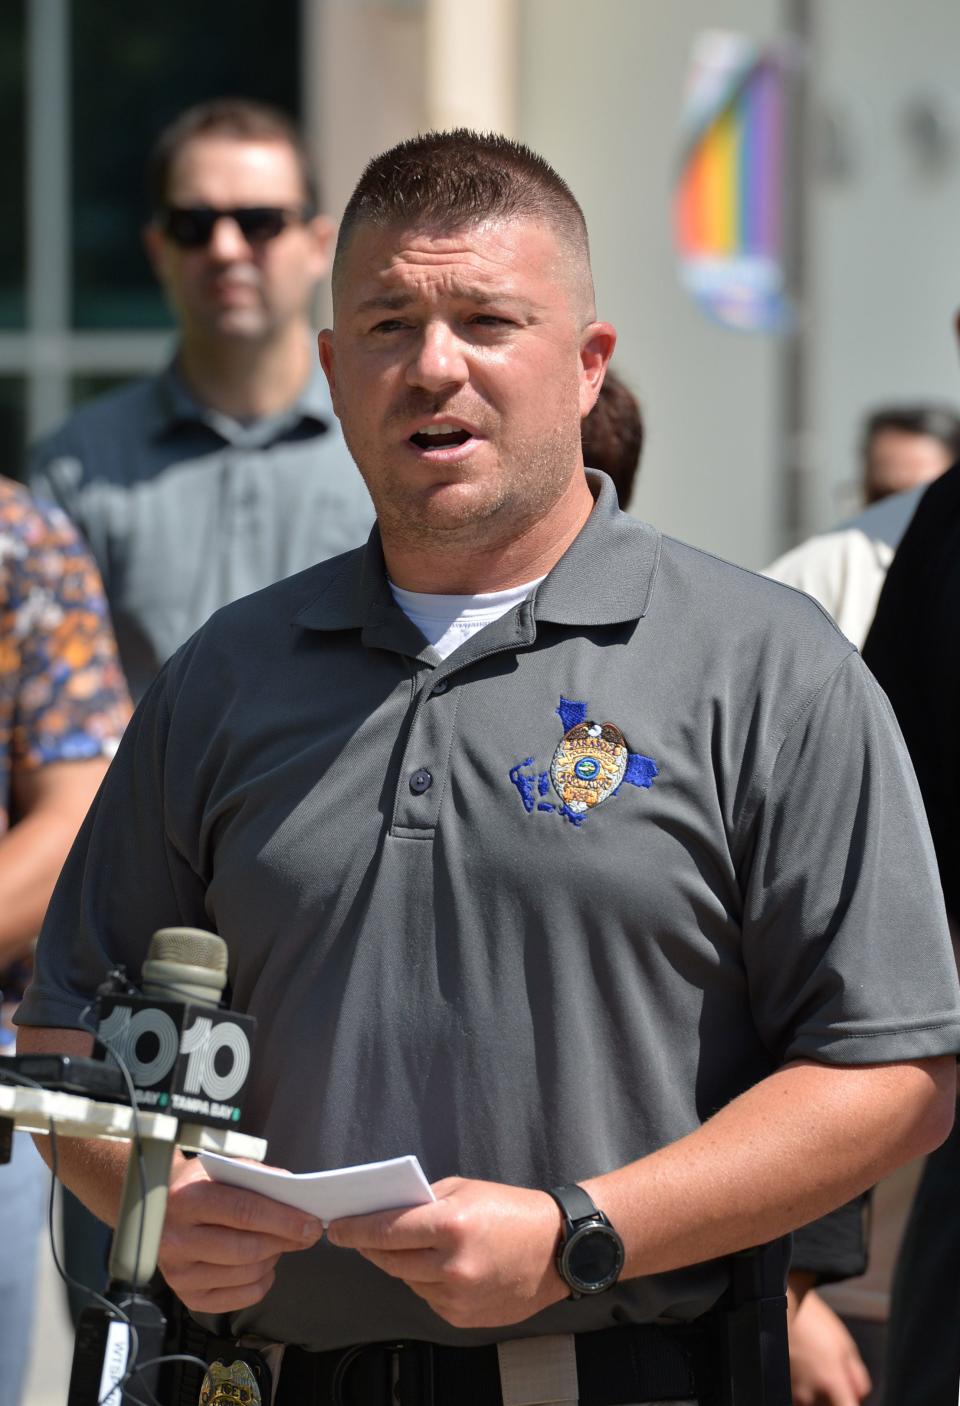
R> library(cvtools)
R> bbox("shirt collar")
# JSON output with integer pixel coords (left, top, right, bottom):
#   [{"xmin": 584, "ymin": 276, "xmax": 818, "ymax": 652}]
[
  {"xmin": 532, "ymin": 470, "xmax": 660, "ymax": 625},
  {"xmin": 292, "ymin": 471, "xmax": 660, "ymax": 636},
  {"xmin": 150, "ymin": 351, "xmax": 335, "ymax": 445}
]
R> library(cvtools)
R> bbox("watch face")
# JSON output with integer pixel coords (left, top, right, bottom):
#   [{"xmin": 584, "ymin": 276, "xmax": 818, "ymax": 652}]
[{"xmin": 565, "ymin": 1223, "xmax": 624, "ymax": 1292}]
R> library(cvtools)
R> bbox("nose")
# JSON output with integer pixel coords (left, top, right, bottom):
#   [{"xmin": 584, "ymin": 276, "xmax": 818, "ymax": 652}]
[
  {"xmin": 405, "ymin": 320, "xmax": 468, "ymax": 394},
  {"xmin": 206, "ymin": 215, "xmax": 254, "ymax": 261}
]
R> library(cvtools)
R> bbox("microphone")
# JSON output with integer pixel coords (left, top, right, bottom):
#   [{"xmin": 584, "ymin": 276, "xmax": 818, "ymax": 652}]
[
  {"xmin": 105, "ymin": 927, "xmax": 233, "ymax": 1286},
  {"xmin": 68, "ymin": 927, "xmax": 256, "ymax": 1406}
]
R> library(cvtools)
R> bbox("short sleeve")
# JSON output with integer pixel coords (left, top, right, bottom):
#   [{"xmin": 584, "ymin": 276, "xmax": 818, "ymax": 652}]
[
  {"xmin": 7, "ymin": 495, "xmax": 130, "ymax": 771},
  {"xmin": 740, "ymin": 650, "xmax": 960, "ymax": 1064},
  {"xmin": 15, "ymin": 654, "xmax": 208, "ymax": 1031}
]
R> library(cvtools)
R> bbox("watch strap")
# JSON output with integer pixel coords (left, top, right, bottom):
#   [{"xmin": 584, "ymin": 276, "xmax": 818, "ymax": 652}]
[{"xmin": 548, "ymin": 1182, "xmax": 601, "ymax": 1225}]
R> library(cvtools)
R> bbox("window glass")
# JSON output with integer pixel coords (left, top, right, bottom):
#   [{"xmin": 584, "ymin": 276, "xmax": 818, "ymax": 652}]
[
  {"xmin": 0, "ymin": 3, "xmax": 26, "ymax": 328},
  {"xmin": 0, "ymin": 381, "xmax": 26, "ymax": 481},
  {"xmin": 71, "ymin": 0, "xmax": 301, "ymax": 329}
]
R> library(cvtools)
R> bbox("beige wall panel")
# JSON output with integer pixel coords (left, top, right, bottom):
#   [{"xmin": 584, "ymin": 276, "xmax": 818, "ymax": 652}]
[
  {"xmin": 518, "ymin": 0, "xmax": 785, "ymax": 570},
  {"xmin": 310, "ymin": 1, "xmax": 428, "ymax": 223},
  {"xmin": 425, "ymin": 0, "xmax": 517, "ymax": 135}
]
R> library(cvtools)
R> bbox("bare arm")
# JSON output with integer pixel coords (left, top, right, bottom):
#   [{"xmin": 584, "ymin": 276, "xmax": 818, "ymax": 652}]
[
  {"xmin": 14, "ymin": 1025, "xmax": 130, "ymax": 1225},
  {"xmin": 16, "ymin": 1033, "xmax": 954, "ymax": 1322},
  {"xmin": 789, "ymin": 1289, "xmax": 872, "ymax": 1406},
  {"xmin": 15, "ymin": 1025, "xmax": 324, "ymax": 1311},
  {"xmin": 328, "ymin": 1055, "xmax": 956, "ymax": 1328},
  {"xmin": 582, "ymin": 1057, "xmax": 953, "ymax": 1280},
  {"xmin": 0, "ymin": 759, "xmax": 108, "ymax": 966}
]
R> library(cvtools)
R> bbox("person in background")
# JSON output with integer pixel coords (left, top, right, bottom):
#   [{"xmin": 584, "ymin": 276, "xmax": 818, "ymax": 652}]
[
  {"xmin": 860, "ymin": 404, "xmax": 960, "ymax": 504},
  {"xmin": 0, "ymin": 477, "xmax": 130, "ymax": 1406},
  {"xmin": 26, "ymin": 96, "xmax": 374, "ymax": 1322},
  {"xmin": 862, "ymin": 459, "xmax": 960, "ymax": 1406},
  {"xmin": 771, "ymin": 404, "xmax": 960, "ymax": 1405},
  {"xmin": 765, "ymin": 403, "xmax": 960, "ymax": 648},
  {"xmin": 580, "ymin": 367, "xmax": 644, "ymax": 510},
  {"xmin": 28, "ymin": 96, "xmax": 373, "ymax": 702}
]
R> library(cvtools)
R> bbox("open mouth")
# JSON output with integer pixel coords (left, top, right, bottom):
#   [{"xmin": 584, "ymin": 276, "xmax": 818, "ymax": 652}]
[{"xmin": 409, "ymin": 424, "xmax": 474, "ymax": 450}]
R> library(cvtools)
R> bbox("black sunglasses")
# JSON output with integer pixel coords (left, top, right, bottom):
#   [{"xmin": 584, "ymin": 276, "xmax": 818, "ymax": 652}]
[{"xmin": 158, "ymin": 205, "xmax": 308, "ymax": 249}]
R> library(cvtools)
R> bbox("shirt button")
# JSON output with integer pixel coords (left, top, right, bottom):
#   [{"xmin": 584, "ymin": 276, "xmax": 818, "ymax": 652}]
[
  {"xmin": 431, "ymin": 678, "xmax": 449, "ymax": 695},
  {"xmin": 409, "ymin": 768, "xmax": 433, "ymax": 795}
]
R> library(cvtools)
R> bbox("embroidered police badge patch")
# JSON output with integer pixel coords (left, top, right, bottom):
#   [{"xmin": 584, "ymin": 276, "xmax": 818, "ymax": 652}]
[
  {"xmin": 551, "ymin": 720, "xmax": 628, "ymax": 814},
  {"xmin": 509, "ymin": 696, "xmax": 658, "ymax": 826}
]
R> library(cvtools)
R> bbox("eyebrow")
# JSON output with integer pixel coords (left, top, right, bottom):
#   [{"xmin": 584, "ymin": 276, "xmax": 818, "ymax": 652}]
[{"xmin": 353, "ymin": 287, "xmax": 534, "ymax": 315}]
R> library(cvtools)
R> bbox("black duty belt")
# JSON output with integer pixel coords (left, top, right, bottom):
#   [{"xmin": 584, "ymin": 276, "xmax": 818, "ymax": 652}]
[
  {"xmin": 187, "ymin": 1319, "xmax": 713, "ymax": 1406},
  {"xmin": 174, "ymin": 1241, "xmax": 792, "ymax": 1406}
]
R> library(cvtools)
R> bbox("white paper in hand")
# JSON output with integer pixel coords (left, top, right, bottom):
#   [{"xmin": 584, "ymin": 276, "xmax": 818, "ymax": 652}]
[{"xmin": 197, "ymin": 1151, "xmax": 435, "ymax": 1224}]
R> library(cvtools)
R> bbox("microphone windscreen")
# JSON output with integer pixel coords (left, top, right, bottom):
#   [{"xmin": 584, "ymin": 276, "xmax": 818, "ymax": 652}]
[
  {"xmin": 147, "ymin": 927, "xmax": 227, "ymax": 974},
  {"xmin": 142, "ymin": 928, "xmax": 228, "ymax": 1005}
]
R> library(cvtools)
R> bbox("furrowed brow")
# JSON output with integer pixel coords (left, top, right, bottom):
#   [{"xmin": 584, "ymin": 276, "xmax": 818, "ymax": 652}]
[
  {"xmin": 354, "ymin": 286, "xmax": 535, "ymax": 315},
  {"xmin": 354, "ymin": 293, "xmax": 416, "ymax": 314}
]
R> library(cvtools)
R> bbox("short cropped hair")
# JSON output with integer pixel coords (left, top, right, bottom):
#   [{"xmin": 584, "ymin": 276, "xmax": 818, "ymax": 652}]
[
  {"xmin": 146, "ymin": 98, "xmax": 318, "ymax": 213},
  {"xmin": 581, "ymin": 370, "xmax": 644, "ymax": 511},
  {"xmin": 334, "ymin": 129, "xmax": 590, "ymax": 288}
]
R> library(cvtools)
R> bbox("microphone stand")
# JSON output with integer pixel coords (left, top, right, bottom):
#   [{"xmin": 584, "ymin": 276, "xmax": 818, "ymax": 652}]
[
  {"xmin": 0, "ymin": 1077, "xmax": 266, "ymax": 1405},
  {"xmin": 3, "ymin": 928, "xmax": 261, "ymax": 1406}
]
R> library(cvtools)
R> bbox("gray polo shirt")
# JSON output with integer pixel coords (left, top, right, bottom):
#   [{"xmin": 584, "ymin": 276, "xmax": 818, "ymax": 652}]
[
  {"xmin": 19, "ymin": 473, "xmax": 960, "ymax": 1350},
  {"xmin": 27, "ymin": 358, "xmax": 374, "ymax": 700}
]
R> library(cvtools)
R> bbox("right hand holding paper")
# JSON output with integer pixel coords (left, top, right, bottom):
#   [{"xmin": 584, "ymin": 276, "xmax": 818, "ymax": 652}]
[{"xmin": 197, "ymin": 1150, "xmax": 435, "ymax": 1224}]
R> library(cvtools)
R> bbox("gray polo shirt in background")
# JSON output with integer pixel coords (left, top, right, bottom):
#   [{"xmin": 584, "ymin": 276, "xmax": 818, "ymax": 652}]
[
  {"xmin": 19, "ymin": 472, "xmax": 960, "ymax": 1351},
  {"xmin": 27, "ymin": 357, "xmax": 374, "ymax": 699}
]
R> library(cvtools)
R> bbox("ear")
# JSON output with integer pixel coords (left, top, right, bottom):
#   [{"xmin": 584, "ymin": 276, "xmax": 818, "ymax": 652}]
[
  {"xmin": 578, "ymin": 321, "xmax": 617, "ymax": 418},
  {"xmin": 142, "ymin": 222, "xmax": 168, "ymax": 282},
  {"xmin": 306, "ymin": 214, "xmax": 336, "ymax": 279},
  {"xmin": 318, "ymin": 329, "xmax": 339, "ymax": 414}
]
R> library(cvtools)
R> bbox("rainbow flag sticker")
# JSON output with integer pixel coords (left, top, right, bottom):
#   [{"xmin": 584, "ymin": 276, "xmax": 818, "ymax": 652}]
[{"xmin": 674, "ymin": 31, "xmax": 792, "ymax": 333}]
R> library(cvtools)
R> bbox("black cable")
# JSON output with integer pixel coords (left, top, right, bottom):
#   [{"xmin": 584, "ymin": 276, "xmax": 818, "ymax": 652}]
[
  {"xmin": 76, "ymin": 1003, "xmax": 211, "ymax": 1406},
  {"xmin": 78, "ymin": 1002, "xmax": 151, "ymax": 1318},
  {"xmin": 0, "ymin": 1064, "xmax": 147, "ymax": 1404},
  {"xmin": 9, "ymin": 1004, "xmax": 211, "ymax": 1406}
]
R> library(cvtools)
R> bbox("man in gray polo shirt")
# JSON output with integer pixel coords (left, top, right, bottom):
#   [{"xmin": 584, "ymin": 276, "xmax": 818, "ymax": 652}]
[
  {"xmin": 28, "ymin": 98, "xmax": 373, "ymax": 702},
  {"xmin": 17, "ymin": 132, "xmax": 960, "ymax": 1406}
]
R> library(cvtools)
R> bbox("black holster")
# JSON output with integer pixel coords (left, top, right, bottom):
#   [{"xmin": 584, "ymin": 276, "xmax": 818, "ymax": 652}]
[{"xmin": 707, "ymin": 1237, "xmax": 793, "ymax": 1406}]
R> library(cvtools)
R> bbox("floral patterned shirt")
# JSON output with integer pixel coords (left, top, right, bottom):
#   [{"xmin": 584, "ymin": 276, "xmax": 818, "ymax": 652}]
[{"xmin": 1, "ymin": 477, "xmax": 131, "ymax": 1022}]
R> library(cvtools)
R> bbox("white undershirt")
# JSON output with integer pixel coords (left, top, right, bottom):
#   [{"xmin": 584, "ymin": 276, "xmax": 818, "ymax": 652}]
[{"xmin": 389, "ymin": 577, "xmax": 545, "ymax": 660}]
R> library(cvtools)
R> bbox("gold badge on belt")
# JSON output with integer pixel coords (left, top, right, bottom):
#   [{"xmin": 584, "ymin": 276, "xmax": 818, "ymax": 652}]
[{"xmin": 199, "ymin": 1358, "xmax": 262, "ymax": 1406}]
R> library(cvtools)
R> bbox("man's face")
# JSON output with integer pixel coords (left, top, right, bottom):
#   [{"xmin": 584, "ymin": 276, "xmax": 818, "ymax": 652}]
[
  {"xmin": 864, "ymin": 428, "xmax": 954, "ymax": 503},
  {"xmin": 144, "ymin": 135, "xmax": 333, "ymax": 343},
  {"xmin": 319, "ymin": 218, "xmax": 614, "ymax": 549}
]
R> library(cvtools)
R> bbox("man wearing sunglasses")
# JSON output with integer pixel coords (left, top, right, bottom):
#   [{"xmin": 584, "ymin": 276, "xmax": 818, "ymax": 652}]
[
  {"xmin": 28, "ymin": 98, "xmax": 374, "ymax": 705},
  {"xmin": 23, "ymin": 96, "xmax": 374, "ymax": 1333}
]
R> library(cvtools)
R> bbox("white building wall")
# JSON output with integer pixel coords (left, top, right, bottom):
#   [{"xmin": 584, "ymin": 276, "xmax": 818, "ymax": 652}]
[
  {"xmin": 809, "ymin": 0, "xmax": 960, "ymax": 531},
  {"xmin": 308, "ymin": 0, "xmax": 960, "ymax": 572},
  {"xmin": 518, "ymin": 0, "xmax": 784, "ymax": 570}
]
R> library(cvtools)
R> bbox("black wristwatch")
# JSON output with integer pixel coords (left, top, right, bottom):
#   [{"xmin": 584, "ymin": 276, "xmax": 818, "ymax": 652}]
[{"xmin": 548, "ymin": 1183, "xmax": 625, "ymax": 1298}]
